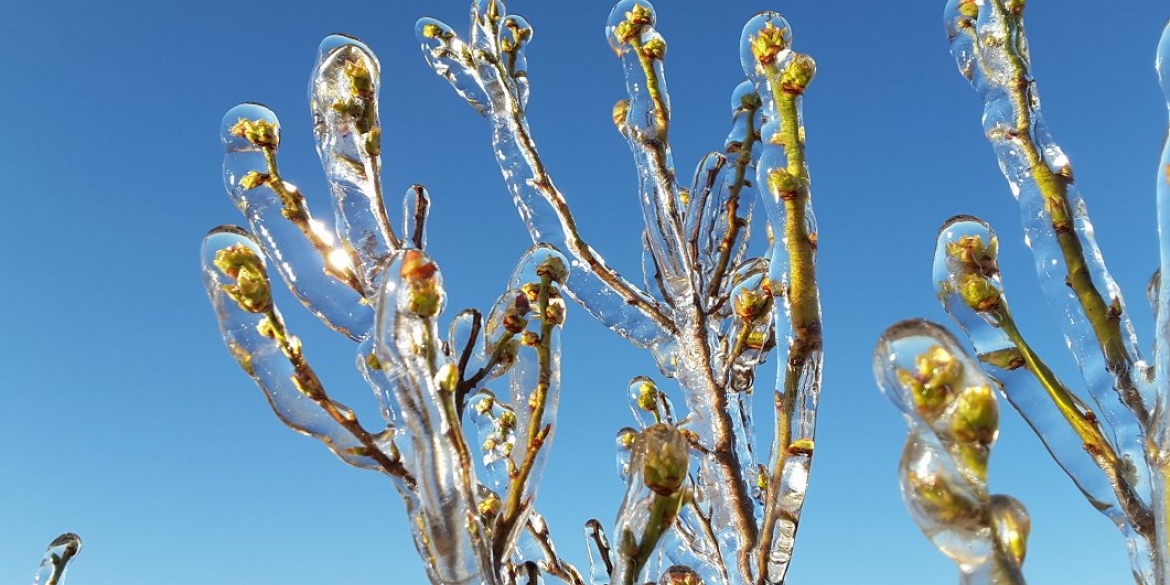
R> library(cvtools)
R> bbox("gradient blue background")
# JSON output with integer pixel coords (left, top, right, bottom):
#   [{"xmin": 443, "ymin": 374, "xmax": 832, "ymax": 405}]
[{"xmin": 2, "ymin": 1, "xmax": 1166, "ymax": 583}]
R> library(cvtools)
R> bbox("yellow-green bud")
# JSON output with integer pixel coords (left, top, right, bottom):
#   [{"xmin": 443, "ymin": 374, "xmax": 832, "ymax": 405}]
[
  {"xmin": 779, "ymin": 53, "xmax": 816, "ymax": 94},
  {"xmin": 767, "ymin": 167, "xmax": 803, "ymax": 200},
  {"xmin": 958, "ymin": 0, "xmax": 979, "ymax": 18},
  {"xmin": 751, "ymin": 21, "xmax": 790, "ymax": 66},
  {"xmin": 958, "ymin": 273, "xmax": 1001, "ymax": 312},
  {"xmin": 214, "ymin": 244, "xmax": 272, "ymax": 314},
  {"xmin": 238, "ymin": 171, "xmax": 269, "ymax": 191},
  {"xmin": 535, "ymin": 255, "xmax": 569, "ymax": 285},
  {"xmin": 637, "ymin": 423, "xmax": 689, "ymax": 497},
  {"xmin": 635, "ymin": 379, "xmax": 658, "ymax": 412},
  {"xmin": 400, "ymin": 250, "xmax": 441, "ymax": 317},
  {"xmin": 613, "ymin": 99, "xmax": 631, "ymax": 131},
  {"xmin": 641, "ymin": 37, "xmax": 667, "ymax": 60},
  {"xmin": 230, "ymin": 118, "xmax": 279, "ymax": 149},
  {"xmin": 733, "ymin": 285, "xmax": 772, "ymax": 322},
  {"xmin": 951, "ymin": 384, "xmax": 998, "ymax": 446}
]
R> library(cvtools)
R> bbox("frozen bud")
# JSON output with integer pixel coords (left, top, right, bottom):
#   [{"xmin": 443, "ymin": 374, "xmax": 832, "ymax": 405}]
[
  {"xmin": 496, "ymin": 338, "xmax": 520, "ymax": 368},
  {"xmin": 733, "ymin": 286, "xmax": 772, "ymax": 322},
  {"xmin": 779, "ymin": 53, "xmax": 816, "ymax": 94},
  {"xmin": 475, "ymin": 395, "xmax": 495, "ymax": 415},
  {"xmin": 343, "ymin": 59, "xmax": 374, "ymax": 98},
  {"xmin": 896, "ymin": 367, "xmax": 946, "ymax": 416},
  {"xmin": 989, "ymin": 495, "xmax": 1030, "ymax": 565},
  {"xmin": 544, "ymin": 297, "xmax": 567, "ymax": 326},
  {"xmin": 498, "ymin": 408, "xmax": 517, "ymax": 431},
  {"xmin": 946, "ymin": 234, "xmax": 998, "ymax": 274},
  {"xmin": 613, "ymin": 99, "xmax": 631, "ymax": 130},
  {"xmin": 214, "ymin": 244, "xmax": 272, "ymax": 314},
  {"xmin": 229, "ymin": 118, "xmax": 279, "ymax": 149},
  {"xmin": 617, "ymin": 427, "xmax": 639, "ymax": 450},
  {"xmin": 435, "ymin": 362, "xmax": 459, "ymax": 394},
  {"xmin": 478, "ymin": 492, "xmax": 503, "ymax": 520},
  {"xmin": 634, "ymin": 378, "xmax": 658, "ymax": 412},
  {"xmin": 1005, "ymin": 0, "xmax": 1026, "ymax": 15},
  {"xmin": 950, "ymin": 384, "xmax": 998, "ymax": 446},
  {"xmin": 420, "ymin": 23, "xmax": 449, "ymax": 40},
  {"xmin": 400, "ymin": 250, "xmax": 442, "ymax": 317},
  {"xmin": 660, "ymin": 565, "xmax": 704, "ymax": 585},
  {"xmin": 614, "ymin": 4, "xmax": 653, "ymax": 44},
  {"xmin": 503, "ymin": 293, "xmax": 530, "ymax": 334},
  {"xmin": 521, "ymin": 282, "xmax": 541, "ymax": 303},
  {"xmin": 520, "ymin": 330, "xmax": 540, "ymax": 347},
  {"xmin": 958, "ymin": 273, "xmax": 1001, "ymax": 312},
  {"xmin": 238, "ymin": 171, "xmax": 269, "ymax": 190},
  {"xmin": 751, "ymin": 20, "xmax": 790, "ymax": 66},
  {"xmin": 641, "ymin": 37, "xmax": 667, "ymax": 60},
  {"xmin": 958, "ymin": 0, "xmax": 979, "ymax": 19},
  {"xmin": 637, "ymin": 423, "xmax": 690, "ymax": 496},
  {"xmin": 535, "ymin": 255, "xmax": 569, "ymax": 284},
  {"xmin": 767, "ymin": 167, "xmax": 803, "ymax": 199},
  {"xmin": 916, "ymin": 345, "xmax": 963, "ymax": 394}
]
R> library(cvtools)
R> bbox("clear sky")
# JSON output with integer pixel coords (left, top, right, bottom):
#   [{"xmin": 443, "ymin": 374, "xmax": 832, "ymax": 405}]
[{"xmin": 2, "ymin": 1, "xmax": 1167, "ymax": 584}]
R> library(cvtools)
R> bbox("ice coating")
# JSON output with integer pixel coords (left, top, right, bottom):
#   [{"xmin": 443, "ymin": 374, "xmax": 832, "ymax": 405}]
[
  {"xmin": 607, "ymin": 0, "xmax": 694, "ymax": 303},
  {"xmin": 1155, "ymin": 20, "xmax": 1170, "ymax": 457},
  {"xmin": 741, "ymin": 12, "xmax": 822, "ymax": 585},
  {"xmin": 373, "ymin": 249, "xmax": 493, "ymax": 585},
  {"xmin": 202, "ymin": 226, "xmax": 403, "ymax": 474},
  {"xmin": 403, "ymin": 184, "xmax": 431, "ymax": 250},
  {"xmin": 221, "ymin": 103, "xmax": 373, "ymax": 339},
  {"xmin": 932, "ymin": 215, "xmax": 1133, "ymax": 522},
  {"xmin": 416, "ymin": 6, "xmax": 675, "ymax": 350},
  {"xmin": 943, "ymin": 0, "xmax": 1150, "ymax": 427},
  {"xmin": 939, "ymin": 3, "xmax": 1170, "ymax": 582},
  {"xmin": 408, "ymin": 2, "xmax": 824, "ymax": 583},
  {"xmin": 611, "ymin": 424, "xmax": 690, "ymax": 585},
  {"xmin": 875, "ymin": 319, "xmax": 1028, "ymax": 584},
  {"xmin": 310, "ymin": 35, "xmax": 398, "ymax": 292},
  {"xmin": 32, "ymin": 533, "xmax": 81, "ymax": 585}
]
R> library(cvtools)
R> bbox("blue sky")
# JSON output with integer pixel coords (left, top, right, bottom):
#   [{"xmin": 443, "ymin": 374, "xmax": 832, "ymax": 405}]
[{"xmin": 2, "ymin": 1, "xmax": 1167, "ymax": 583}]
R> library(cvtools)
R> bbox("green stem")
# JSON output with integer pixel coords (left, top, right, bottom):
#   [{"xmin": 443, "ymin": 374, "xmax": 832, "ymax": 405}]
[
  {"xmin": 756, "ymin": 65, "xmax": 823, "ymax": 585},
  {"xmin": 983, "ymin": 3, "xmax": 1148, "ymax": 428},
  {"xmin": 495, "ymin": 275, "xmax": 556, "ymax": 560}
]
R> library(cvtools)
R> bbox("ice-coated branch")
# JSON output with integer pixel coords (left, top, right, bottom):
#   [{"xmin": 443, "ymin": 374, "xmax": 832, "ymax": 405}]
[
  {"xmin": 944, "ymin": 0, "xmax": 1150, "ymax": 426},
  {"xmin": 31, "ymin": 533, "xmax": 81, "ymax": 585},
  {"xmin": 740, "ymin": 13, "xmax": 824, "ymax": 585},
  {"xmin": 873, "ymin": 3, "xmax": 1170, "ymax": 583},
  {"xmin": 607, "ymin": 1, "xmax": 694, "ymax": 304},
  {"xmin": 202, "ymin": 227, "xmax": 414, "ymax": 485},
  {"xmin": 875, "ymin": 321, "xmax": 1030, "ymax": 585},
  {"xmin": 417, "ymin": 1, "xmax": 676, "ymax": 349}
]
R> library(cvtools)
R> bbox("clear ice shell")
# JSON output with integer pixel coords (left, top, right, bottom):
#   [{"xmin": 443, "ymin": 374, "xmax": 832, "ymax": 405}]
[
  {"xmin": 372, "ymin": 249, "xmax": 493, "ymax": 585},
  {"xmin": 933, "ymin": 215, "xmax": 1125, "ymax": 519},
  {"xmin": 310, "ymin": 34, "xmax": 398, "ymax": 292},
  {"xmin": 201, "ymin": 226, "xmax": 389, "ymax": 471},
  {"xmin": 221, "ymin": 103, "xmax": 373, "ymax": 340},
  {"xmin": 32, "ymin": 533, "xmax": 81, "ymax": 585}
]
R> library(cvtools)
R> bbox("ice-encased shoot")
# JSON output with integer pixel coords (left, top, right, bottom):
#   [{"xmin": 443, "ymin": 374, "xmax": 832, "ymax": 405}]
[
  {"xmin": 875, "ymin": 1, "xmax": 1170, "ymax": 583},
  {"xmin": 205, "ymin": 31, "xmax": 587, "ymax": 585},
  {"xmin": 31, "ymin": 532, "xmax": 81, "ymax": 585},
  {"xmin": 875, "ymin": 321, "xmax": 1029, "ymax": 585},
  {"xmin": 418, "ymin": 1, "xmax": 823, "ymax": 584}
]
